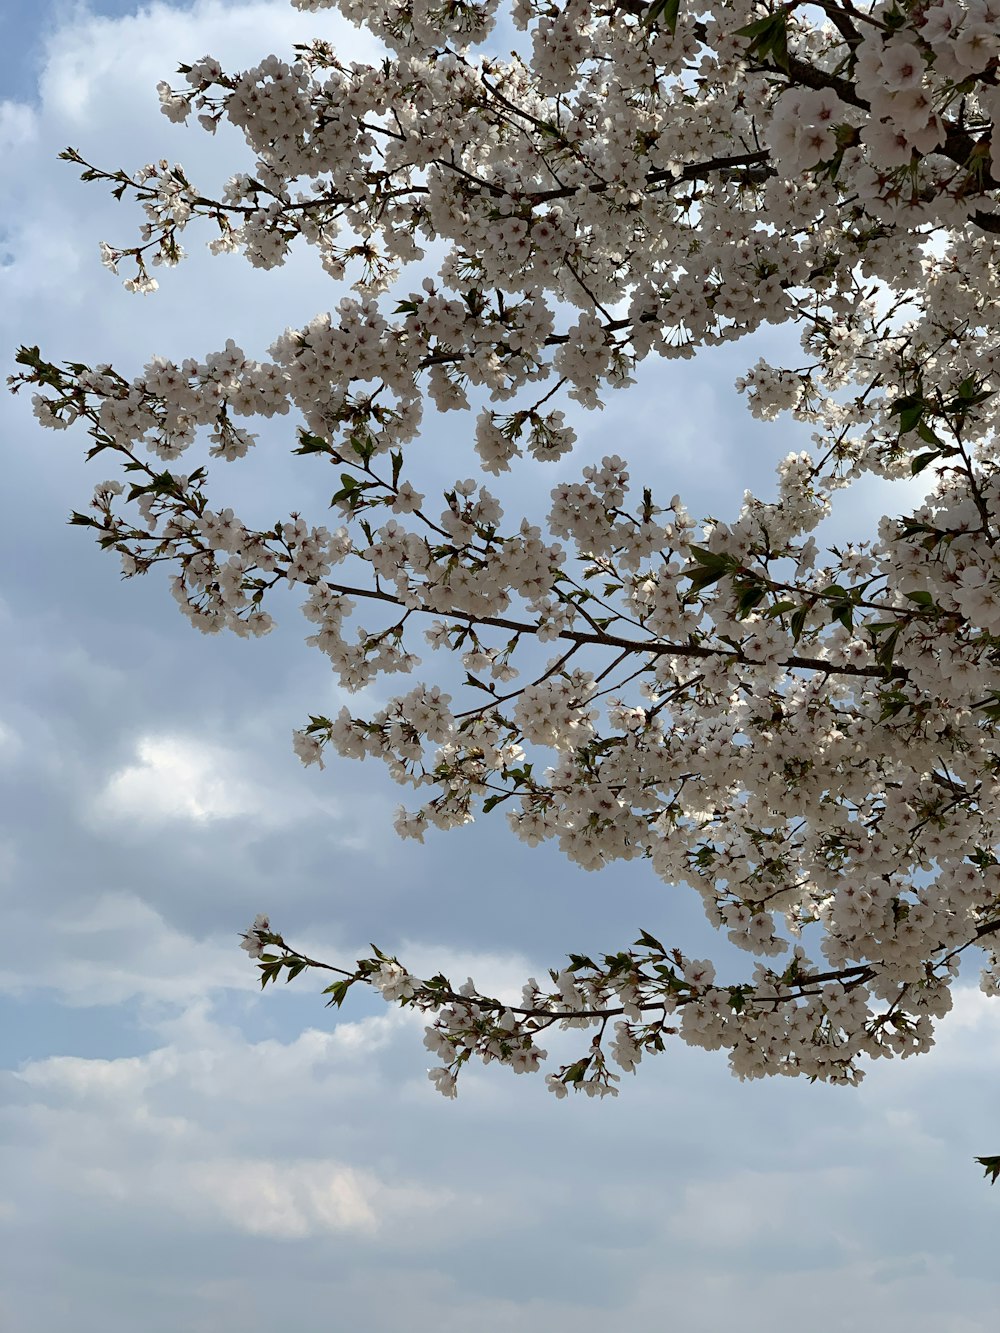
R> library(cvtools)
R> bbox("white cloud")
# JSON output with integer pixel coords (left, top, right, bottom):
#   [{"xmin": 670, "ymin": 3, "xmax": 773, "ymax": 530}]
[
  {"xmin": 174, "ymin": 1157, "xmax": 380, "ymax": 1237},
  {"xmin": 941, "ymin": 977, "xmax": 1000, "ymax": 1040},
  {"xmin": 4, "ymin": 946, "xmax": 1000, "ymax": 1333},
  {"xmin": 9, "ymin": 1006, "xmax": 455, "ymax": 1245},
  {"xmin": 96, "ymin": 733, "xmax": 264, "ymax": 823},
  {"xmin": 87, "ymin": 728, "xmax": 364, "ymax": 834}
]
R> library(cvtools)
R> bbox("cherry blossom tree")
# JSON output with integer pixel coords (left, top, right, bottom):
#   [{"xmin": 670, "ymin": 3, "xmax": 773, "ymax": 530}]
[{"xmin": 10, "ymin": 0, "xmax": 1000, "ymax": 1173}]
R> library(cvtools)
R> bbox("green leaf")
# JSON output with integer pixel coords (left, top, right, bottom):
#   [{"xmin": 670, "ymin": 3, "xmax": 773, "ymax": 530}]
[
  {"xmin": 874, "ymin": 625, "xmax": 901, "ymax": 671},
  {"xmin": 814, "ymin": 585, "xmax": 853, "ymax": 630},
  {"xmin": 897, "ymin": 403, "xmax": 923, "ymax": 434},
  {"xmin": 736, "ymin": 583, "xmax": 765, "ymax": 616},
  {"xmin": 684, "ymin": 551, "xmax": 734, "ymax": 595},
  {"xmin": 643, "ymin": 0, "xmax": 680, "ymax": 32},
  {"xmin": 768, "ymin": 16, "xmax": 789, "ymax": 70},
  {"xmin": 331, "ymin": 473, "xmax": 370, "ymax": 508},
  {"xmin": 652, "ymin": 964, "xmax": 689, "ymax": 992},
  {"xmin": 323, "ymin": 978, "xmax": 354, "ymax": 1008},
  {"xmin": 910, "ymin": 450, "xmax": 938, "ymax": 476},
  {"xmin": 349, "ymin": 432, "xmax": 376, "ymax": 465},
  {"xmin": 602, "ymin": 951, "xmax": 635, "ymax": 974},
  {"xmin": 294, "ymin": 430, "xmax": 332, "ymax": 456},
  {"xmin": 124, "ymin": 470, "xmax": 181, "ymax": 505},
  {"xmin": 780, "ymin": 956, "xmax": 802, "ymax": 986},
  {"xmin": 890, "ymin": 392, "xmax": 922, "ymax": 417},
  {"xmin": 689, "ymin": 545, "xmax": 729, "ymax": 567},
  {"xmin": 568, "ymin": 953, "xmax": 598, "ymax": 971},
  {"xmin": 878, "ymin": 689, "xmax": 909, "ymax": 721},
  {"xmin": 734, "ymin": 12, "xmax": 790, "ymax": 71},
  {"xmin": 635, "ymin": 928, "xmax": 665, "ymax": 952},
  {"xmin": 734, "ymin": 13, "xmax": 781, "ymax": 38}
]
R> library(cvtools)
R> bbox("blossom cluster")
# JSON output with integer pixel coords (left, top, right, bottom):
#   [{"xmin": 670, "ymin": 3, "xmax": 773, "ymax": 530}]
[{"xmin": 14, "ymin": 0, "xmax": 1000, "ymax": 1099}]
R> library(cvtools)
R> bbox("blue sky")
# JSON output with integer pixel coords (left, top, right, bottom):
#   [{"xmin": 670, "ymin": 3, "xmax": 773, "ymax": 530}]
[{"xmin": 2, "ymin": 2, "xmax": 999, "ymax": 1330}]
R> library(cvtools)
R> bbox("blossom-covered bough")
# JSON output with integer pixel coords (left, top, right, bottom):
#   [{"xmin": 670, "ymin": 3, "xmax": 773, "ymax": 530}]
[{"xmin": 10, "ymin": 0, "xmax": 1000, "ymax": 1174}]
